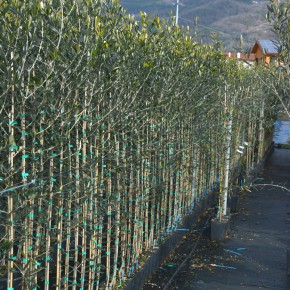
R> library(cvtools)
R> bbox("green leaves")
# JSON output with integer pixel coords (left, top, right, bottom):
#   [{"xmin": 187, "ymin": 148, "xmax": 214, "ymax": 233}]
[
  {"xmin": 94, "ymin": 15, "xmax": 101, "ymax": 33},
  {"xmin": 49, "ymin": 48, "xmax": 58, "ymax": 60},
  {"xmin": 266, "ymin": 0, "xmax": 290, "ymax": 113}
]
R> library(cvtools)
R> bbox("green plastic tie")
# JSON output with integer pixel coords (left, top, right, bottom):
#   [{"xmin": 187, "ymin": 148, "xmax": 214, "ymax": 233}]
[{"xmin": 22, "ymin": 172, "xmax": 29, "ymax": 179}]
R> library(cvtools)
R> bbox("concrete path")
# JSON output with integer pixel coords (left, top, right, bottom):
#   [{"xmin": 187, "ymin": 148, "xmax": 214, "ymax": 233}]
[{"xmin": 181, "ymin": 148, "xmax": 290, "ymax": 290}]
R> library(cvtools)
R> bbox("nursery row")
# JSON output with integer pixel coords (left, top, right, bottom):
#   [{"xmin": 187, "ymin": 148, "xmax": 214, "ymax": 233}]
[{"xmin": 0, "ymin": 1, "xmax": 278, "ymax": 289}]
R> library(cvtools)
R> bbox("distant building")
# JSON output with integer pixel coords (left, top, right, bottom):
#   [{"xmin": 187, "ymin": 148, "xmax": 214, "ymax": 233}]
[
  {"xmin": 224, "ymin": 40, "xmax": 280, "ymax": 67},
  {"xmin": 224, "ymin": 52, "xmax": 256, "ymax": 67},
  {"xmin": 251, "ymin": 39, "xmax": 279, "ymax": 65}
]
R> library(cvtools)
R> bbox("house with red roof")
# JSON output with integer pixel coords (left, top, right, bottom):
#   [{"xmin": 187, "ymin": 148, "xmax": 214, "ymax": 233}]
[{"xmin": 225, "ymin": 40, "xmax": 280, "ymax": 67}]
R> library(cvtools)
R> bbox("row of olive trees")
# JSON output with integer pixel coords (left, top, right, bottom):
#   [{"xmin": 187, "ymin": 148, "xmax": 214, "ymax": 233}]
[
  {"xmin": 0, "ymin": 1, "xmax": 278, "ymax": 289},
  {"xmin": 265, "ymin": 0, "xmax": 290, "ymax": 116}
]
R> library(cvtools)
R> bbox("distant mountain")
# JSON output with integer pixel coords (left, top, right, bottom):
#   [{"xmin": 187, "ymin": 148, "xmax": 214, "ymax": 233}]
[{"xmin": 119, "ymin": 0, "xmax": 276, "ymax": 51}]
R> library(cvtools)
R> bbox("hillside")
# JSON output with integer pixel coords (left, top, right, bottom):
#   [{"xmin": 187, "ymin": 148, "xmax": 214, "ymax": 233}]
[{"xmin": 119, "ymin": 0, "xmax": 275, "ymax": 50}]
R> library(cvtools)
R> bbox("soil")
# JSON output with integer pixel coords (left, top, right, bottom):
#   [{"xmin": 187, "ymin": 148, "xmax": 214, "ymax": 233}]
[{"xmin": 142, "ymin": 213, "xmax": 227, "ymax": 290}]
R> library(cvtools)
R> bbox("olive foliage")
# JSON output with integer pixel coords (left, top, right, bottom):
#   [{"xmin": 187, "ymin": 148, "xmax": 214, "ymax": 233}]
[{"xmin": 0, "ymin": 1, "xmax": 277, "ymax": 289}]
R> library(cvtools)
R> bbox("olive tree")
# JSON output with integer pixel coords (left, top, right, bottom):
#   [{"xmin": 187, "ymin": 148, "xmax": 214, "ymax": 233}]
[{"xmin": 266, "ymin": 0, "xmax": 290, "ymax": 115}]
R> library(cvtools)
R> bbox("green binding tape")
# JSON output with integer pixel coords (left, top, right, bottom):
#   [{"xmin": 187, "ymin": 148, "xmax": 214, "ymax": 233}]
[{"xmin": 22, "ymin": 172, "xmax": 29, "ymax": 179}]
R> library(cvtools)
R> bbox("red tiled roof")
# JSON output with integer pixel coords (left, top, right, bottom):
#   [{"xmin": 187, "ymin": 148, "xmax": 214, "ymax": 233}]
[{"xmin": 224, "ymin": 52, "xmax": 256, "ymax": 61}]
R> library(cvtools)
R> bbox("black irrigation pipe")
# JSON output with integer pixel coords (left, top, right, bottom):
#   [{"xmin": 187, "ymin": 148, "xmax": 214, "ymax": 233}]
[{"xmin": 162, "ymin": 214, "xmax": 212, "ymax": 290}]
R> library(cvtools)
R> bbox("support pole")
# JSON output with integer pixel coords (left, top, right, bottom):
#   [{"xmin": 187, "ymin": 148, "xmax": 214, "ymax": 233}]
[
  {"xmin": 176, "ymin": 0, "xmax": 179, "ymax": 25},
  {"xmin": 223, "ymin": 85, "xmax": 233, "ymax": 216}
]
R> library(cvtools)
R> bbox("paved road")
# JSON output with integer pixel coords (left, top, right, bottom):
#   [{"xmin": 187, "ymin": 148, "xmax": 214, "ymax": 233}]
[{"xmin": 181, "ymin": 148, "xmax": 290, "ymax": 290}]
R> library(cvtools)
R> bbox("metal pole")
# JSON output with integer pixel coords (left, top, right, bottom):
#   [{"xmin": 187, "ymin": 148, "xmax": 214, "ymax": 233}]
[{"xmin": 176, "ymin": 0, "xmax": 179, "ymax": 25}]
